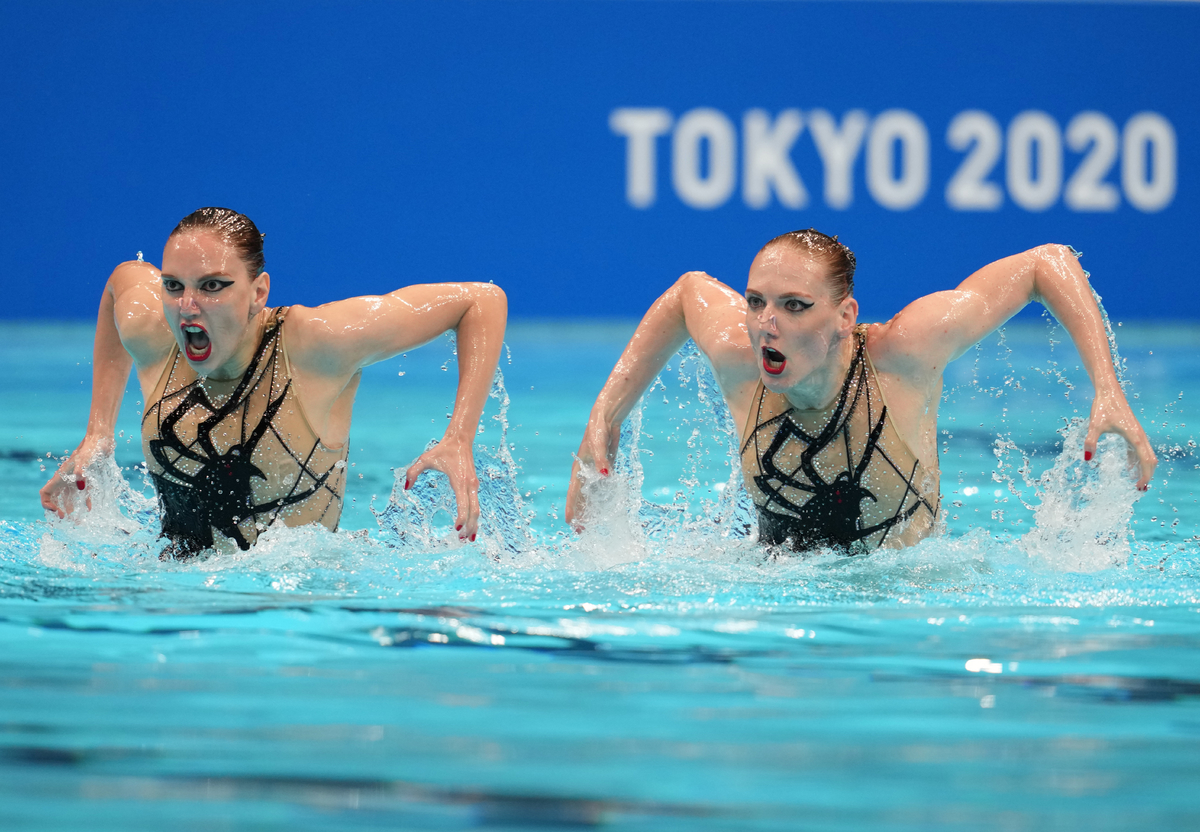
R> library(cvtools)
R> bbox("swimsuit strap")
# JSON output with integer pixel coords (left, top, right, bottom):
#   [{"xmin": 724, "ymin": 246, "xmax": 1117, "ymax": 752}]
[
  {"xmin": 739, "ymin": 326, "xmax": 936, "ymax": 553},
  {"xmin": 272, "ymin": 306, "xmax": 336, "ymax": 448},
  {"xmin": 142, "ymin": 304, "xmax": 347, "ymax": 557}
]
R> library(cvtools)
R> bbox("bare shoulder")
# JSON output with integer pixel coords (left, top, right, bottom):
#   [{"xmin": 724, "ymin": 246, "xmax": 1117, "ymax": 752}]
[
  {"xmin": 677, "ymin": 270, "xmax": 745, "ymax": 311},
  {"xmin": 279, "ymin": 303, "xmax": 339, "ymax": 370},
  {"xmin": 281, "ymin": 297, "xmax": 391, "ymax": 341},
  {"xmin": 279, "ymin": 294, "xmax": 428, "ymax": 373},
  {"xmin": 678, "ymin": 269, "xmax": 739, "ymax": 295},
  {"xmin": 110, "ymin": 259, "xmax": 160, "ymax": 290},
  {"xmin": 280, "ymin": 302, "xmax": 343, "ymax": 346},
  {"xmin": 676, "ymin": 271, "xmax": 753, "ymax": 361},
  {"xmin": 862, "ymin": 289, "xmax": 965, "ymax": 380},
  {"xmin": 279, "ymin": 282, "xmax": 495, "ymax": 376},
  {"xmin": 673, "ymin": 271, "xmax": 760, "ymax": 412},
  {"xmin": 108, "ymin": 261, "xmax": 173, "ymax": 367}
]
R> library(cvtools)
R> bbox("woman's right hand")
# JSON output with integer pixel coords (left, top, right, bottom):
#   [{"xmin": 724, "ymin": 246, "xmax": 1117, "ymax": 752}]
[
  {"xmin": 562, "ymin": 271, "xmax": 755, "ymax": 532},
  {"xmin": 39, "ymin": 435, "xmax": 113, "ymax": 518},
  {"xmin": 565, "ymin": 414, "xmax": 621, "ymax": 532}
]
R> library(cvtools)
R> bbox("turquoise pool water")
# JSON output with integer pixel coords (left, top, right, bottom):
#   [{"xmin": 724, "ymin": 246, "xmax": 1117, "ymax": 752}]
[{"xmin": 1, "ymin": 319, "xmax": 1198, "ymax": 831}]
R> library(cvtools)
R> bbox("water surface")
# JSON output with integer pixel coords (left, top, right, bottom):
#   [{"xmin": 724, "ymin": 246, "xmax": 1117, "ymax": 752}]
[{"xmin": 1, "ymin": 320, "xmax": 1197, "ymax": 831}]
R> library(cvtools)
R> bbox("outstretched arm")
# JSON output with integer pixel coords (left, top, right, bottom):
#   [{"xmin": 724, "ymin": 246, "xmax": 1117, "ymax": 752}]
[
  {"xmin": 878, "ymin": 244, "xmax": 1156, "ymax": 488},
  {"xmin": 288, "ymin": 282, "xmax": 507, "ymax": 540},
  {"xmin": 565, "ymin": 271, "xmax": 758, "ymax": 529},
  {"xmin": 39, "ymin": 261, "xmax": 169, "ymax": 516}
]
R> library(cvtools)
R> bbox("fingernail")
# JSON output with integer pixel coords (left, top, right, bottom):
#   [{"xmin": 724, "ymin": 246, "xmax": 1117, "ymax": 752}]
[
  {"xmin": 403, "ymin": 480, "xmax": 410, "ymax": 491},
  {"xmin": 1084, "ymin": 451, "xmax": 1093, "ymax": 461},
  {"xmin": 455, "ymin": 524, "xmax": 462, "ymax": 531},
  {"xmin": 470, "ymin": 534, "xmax": 476, "ymax": 542},
  {"xmin": 1138, "ymin": 484, "xmax": 1148, "ymax": 492},
  {"xmin": 76, "ymin": 480, "xmax": 85, "ymax": 490},
  {"xmin": 600, "ymin": 468, "xmax": 608, "ymax": 476}
]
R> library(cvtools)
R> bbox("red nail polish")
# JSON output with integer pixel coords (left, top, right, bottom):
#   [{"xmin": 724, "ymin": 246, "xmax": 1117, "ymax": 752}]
[
  {"xmin": 76, "ymin": 480, "xmax": 85, "ymax": 490},
  {"xmin": 403, "ymin": 480, "xmax": 410, "ymax": 490},
  {"xmin": 455, "ymin": 524, "xmax": 462, "ymax": 531},
  {"xmin": 1084, "ymin": 451, "xmax": 1093, "ymax": 461},
  {"xmin": 470, "ymin": 534, "xmax": 476, "ymax": 542},
  {"xmin": 600, "ymin": 468, "xmax": 608, "ymax": 476}
]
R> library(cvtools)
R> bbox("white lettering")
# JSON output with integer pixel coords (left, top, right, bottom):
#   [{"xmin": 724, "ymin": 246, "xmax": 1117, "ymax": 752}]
[
  {"xmin": 808, "ymin": 109, "xmax": 868, "ymax": 210},
  {"xmin": 672, "ymin": 108, "xmax": 737, "ymax": 209},
  {"xmin": 610, "ymin": 108, "xmax": 674, "ymax": 208},
  {"xmin": 613, "ymin": 105, "xmax": 1179, "ymax": 216},
  {"xmin": 1007, "ymin": 111, "xmax": 1062, "ymax": 211},
  {"xmin": 945, "ymin": 110, "xmax": 1003, "ymax": 211},
  {"xmin": 1064, "ymin": 112, "xmax": 1120, "ymax": 212},
  {"xmin": 1122, "ymin": 112, "xmax": 1176, "ymax": 213},
  {"xmin": 866, "ymin": 110, "xmax": 929, "ymax": 210},
  {"xmin": 742, "ymin": 109, "xmax": 807, "ymax": 209}
]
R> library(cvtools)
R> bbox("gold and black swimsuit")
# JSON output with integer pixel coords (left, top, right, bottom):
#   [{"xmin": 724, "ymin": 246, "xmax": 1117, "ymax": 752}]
[
  {"xmin": 142, "ymin": 307, "xmax": 349, "ymax": 557},
  {"xmin": 739, "ymin": 326, "xmax": 939, "ymax": 554}
]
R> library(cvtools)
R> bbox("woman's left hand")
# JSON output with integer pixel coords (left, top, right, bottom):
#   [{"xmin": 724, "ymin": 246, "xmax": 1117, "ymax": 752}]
[
  {"xmin": 1085, "ymin": 387, "xmax": 1158, "ymax": 491},
  {"xmin": 403, "ymin": 436, "xmax": 481, "ymax": 541}
]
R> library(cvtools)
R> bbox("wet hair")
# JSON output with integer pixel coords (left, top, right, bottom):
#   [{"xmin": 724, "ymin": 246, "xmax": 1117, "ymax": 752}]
[
  {"xmin": 759, "ymin": 228, "xmax": 857, "ymax": 303},
  {"xmin": 170, "ymin": 207, "xmax": 266, "ymax": 277}
]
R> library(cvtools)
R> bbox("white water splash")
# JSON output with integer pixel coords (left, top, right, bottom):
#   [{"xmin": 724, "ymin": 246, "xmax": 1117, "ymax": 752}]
[
  {"xmin": 373, "ymin": 367, "xmax": 539, "ymax": 558},
  {"xmin": 1003, "ymin": 419, "xmax": 1142, "ymax": 572},
  {"xmin": 18, "ymin": 322, "xmax": 1170, "ymax": 597},
  {"xmin": 38, "ymin": 455, "xmax": 158, "ymax": 567},
  {"xmin": 557, "ymin": 346, "xmax": 756, "ymax": 571},
  {"xmin": 564, "ymin": 405, "xmax": 654, "ymax": 570}
]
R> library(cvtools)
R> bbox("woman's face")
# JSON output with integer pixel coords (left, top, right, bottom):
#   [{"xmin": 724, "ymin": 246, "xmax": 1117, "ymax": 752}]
[
  {"xmin": 744, "ymin": 245, "xmax": 857, "ymax": 394},
  {"xmin": 160, "ymin": 231, "xmax": 269, "ymax": 379}
]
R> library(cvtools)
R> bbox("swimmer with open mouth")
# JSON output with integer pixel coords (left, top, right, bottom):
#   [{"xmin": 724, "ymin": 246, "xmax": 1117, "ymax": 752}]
[
  {"xmin": 41, "ymin": 206, "xmax": 508, "ymax": 554},
  {"xmin": 181, "ymin": 324, "xmax": 211, "ymax": 362},
  {"xmin": 761, "ymin": 346, "xmax": 785, "ymax": 375},
  {"xmin": 567, "ymin": 228, "xmax": 1159, "ymax": 550}
]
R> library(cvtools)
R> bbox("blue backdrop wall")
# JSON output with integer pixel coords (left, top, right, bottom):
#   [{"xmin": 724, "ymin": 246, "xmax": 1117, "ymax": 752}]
[{"xmin": 1, "ymin": 1, "xmax": 1196, "ymax": 322}]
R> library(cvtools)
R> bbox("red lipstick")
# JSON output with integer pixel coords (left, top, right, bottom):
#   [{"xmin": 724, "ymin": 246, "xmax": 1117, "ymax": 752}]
[
  {"xmin": 182, "ymin": 324, "xmax": 212, "ymax": 362},
  {"xmin": 762, "ymin": 346, "xmax": 786, "ymax": 376}
]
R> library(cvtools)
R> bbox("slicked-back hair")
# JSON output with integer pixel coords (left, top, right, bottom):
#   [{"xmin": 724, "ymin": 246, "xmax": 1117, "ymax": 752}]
[
  {"xmin": 759, "ymin": 228, "xmax": 857, "ymax": 303},
  {"xmin": 170, "ymin": 207, "xmax": 266, "ymax": 278}
]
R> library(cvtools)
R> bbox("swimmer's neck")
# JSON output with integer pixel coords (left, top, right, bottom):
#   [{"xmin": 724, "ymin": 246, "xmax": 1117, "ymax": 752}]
[
  {"xmin": 197, "ymin": 309, "xmax": 268, "ymax": 382},
  {"xmin": 781, "ymin": 333, "xmax": 855, "ymax": 412}
]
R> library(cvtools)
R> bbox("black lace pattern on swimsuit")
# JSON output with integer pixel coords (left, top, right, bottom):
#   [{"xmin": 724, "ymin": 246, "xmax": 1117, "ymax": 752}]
[
  {"xmin": 741, "ymin": 332, "xmax": 937, "ymax": 554},
  {"xmin": 143, "ymin": 309, "xmax": 344, "ymax": 558}
]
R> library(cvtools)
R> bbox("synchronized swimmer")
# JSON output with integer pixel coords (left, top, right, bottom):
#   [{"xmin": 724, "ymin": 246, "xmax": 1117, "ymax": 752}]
[
  {"xmin": 42, "ymin": 211, "xmax": 1156, "ymax": 557},
  {"xmin": 567, "ymin": 229, "xmax": 1156, "ymax": 553},
  {"xmin": 40, "ymin": 208, "xmax": 506, "ymax": 557}
]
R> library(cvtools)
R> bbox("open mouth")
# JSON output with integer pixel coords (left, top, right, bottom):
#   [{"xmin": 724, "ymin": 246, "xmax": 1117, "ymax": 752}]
[
  {"xmin": 762, "ymin": 346, "xmax": 786, "ymax": 375},
  {"xmin": 182, "ymin": 324, "xmax": 212, "ymax": 362}
]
